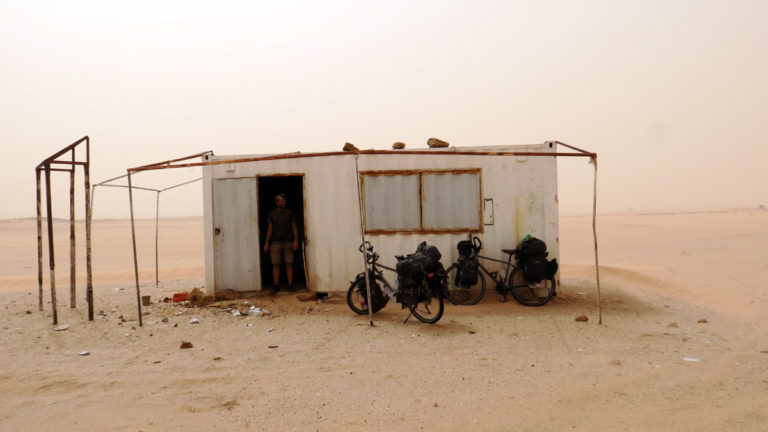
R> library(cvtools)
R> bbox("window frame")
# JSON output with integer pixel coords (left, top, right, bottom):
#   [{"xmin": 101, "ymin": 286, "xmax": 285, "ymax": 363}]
[{"xmin": 360, "ymin": 168, "xmax": 483, "ymax": 235}]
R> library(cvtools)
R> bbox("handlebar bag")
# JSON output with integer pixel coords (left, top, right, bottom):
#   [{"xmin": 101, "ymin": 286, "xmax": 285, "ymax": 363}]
[{"xmin": 456, "ymin": 240, "xmax": 474, "ymax": 258}]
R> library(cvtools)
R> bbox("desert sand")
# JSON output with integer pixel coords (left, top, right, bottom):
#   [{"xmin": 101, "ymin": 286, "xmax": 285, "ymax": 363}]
[{"xmin": 1, "ymin": 211, "xmax": 767, "ymax": 431}]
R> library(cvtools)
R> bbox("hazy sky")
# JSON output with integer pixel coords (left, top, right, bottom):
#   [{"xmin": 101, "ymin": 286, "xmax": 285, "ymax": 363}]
[{"xmin": 2, "ymin": 0, "xmax": 766, "ymax": 219}]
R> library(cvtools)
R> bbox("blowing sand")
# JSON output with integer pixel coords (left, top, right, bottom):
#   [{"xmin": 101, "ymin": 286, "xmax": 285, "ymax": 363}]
[{"xmin": 1, "ymin": 211, "xmax": 767, "ymax": 431}]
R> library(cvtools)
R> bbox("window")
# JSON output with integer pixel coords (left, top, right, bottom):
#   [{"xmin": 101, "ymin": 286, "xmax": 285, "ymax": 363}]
[{"xmin": 361, "ymin": 169, "xmax": 481, "ymax": 233}]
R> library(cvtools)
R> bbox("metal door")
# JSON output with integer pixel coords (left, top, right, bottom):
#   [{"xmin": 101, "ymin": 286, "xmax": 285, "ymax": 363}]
[{"xmin": 213, "ymin": 178, "xmax": 260, "ymax": 291}]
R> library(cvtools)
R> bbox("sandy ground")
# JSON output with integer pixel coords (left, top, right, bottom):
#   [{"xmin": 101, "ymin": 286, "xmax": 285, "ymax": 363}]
[{"xmin": 1, "ymin": 211, "xmax": 767, "ymax": 431}]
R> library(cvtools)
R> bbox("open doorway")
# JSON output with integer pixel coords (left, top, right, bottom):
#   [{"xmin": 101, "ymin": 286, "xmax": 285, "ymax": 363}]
[{"xmin": 257, "ymin": 175, "xmax": 307, "ymax": 291}]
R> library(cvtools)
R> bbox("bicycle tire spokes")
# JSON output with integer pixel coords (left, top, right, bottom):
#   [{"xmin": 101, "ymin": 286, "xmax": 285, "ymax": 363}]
[
  {"xmin": 444, "ymin": 264, "xmax": 486, "ymax": 306},
  {"xmin": 506, "ymin": 267, "xmax": 556, "ymax": 307}
]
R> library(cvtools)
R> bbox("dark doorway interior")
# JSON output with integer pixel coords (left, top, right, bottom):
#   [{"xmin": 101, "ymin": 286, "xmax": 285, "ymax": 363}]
[{"xmin": 257, "ymin": 176, "xmax": 306, "ymax": 290}]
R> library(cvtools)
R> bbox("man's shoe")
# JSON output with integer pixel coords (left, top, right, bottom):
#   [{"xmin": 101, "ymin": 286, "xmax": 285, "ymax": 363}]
[
  {"xmin": 269, "ymin": 285, "xmax": 279, "ymax": 295},
  {"xmin": 287, "ymin": 284, "xmax": 297, "ymax": 292}
]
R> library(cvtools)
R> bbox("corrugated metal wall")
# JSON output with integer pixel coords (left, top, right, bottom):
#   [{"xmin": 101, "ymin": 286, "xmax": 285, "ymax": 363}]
[{"xmin": 203, "ymin": 144, "xmax": 559, "ymax": 294}]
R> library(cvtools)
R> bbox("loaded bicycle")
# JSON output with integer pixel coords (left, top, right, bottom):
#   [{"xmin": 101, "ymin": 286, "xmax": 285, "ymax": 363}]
[
  {"xmin": 346, "ymin": 241, "xmax": 445, "ymax": 324},
  {"xmin": 443, "ymin": 236, "xmax": 558, "ymax": 306}
]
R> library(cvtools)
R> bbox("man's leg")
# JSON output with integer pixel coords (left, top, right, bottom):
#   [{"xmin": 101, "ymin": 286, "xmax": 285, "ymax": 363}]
[
  {"xmin": 269, "ymin": 242, "xmax": 282, "ymax": 293},
  {"xmin": 284, "ymin": 242, "xmax": 296, "ymax": 291},
  {"xmin": 286, "ymin": 264, "xmax": 293, "ymax": 285},
  {"xmin": 272, "ymin": 264, "xmax": 281, "ymax": 286}
]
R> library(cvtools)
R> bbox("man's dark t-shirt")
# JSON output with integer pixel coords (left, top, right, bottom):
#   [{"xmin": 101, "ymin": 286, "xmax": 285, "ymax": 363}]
[{"xmin": 267, "ymin": 208, "xmax": 296, "ymax": 242}]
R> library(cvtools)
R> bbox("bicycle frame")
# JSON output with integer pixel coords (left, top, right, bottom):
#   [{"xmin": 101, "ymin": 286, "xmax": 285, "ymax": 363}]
[{"xmin": 475, "ymin": 253, "xmax": 517, "ymax": 288}]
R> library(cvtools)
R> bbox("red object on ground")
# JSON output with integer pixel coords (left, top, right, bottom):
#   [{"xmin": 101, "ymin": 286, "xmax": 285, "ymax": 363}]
[{"xmin": 172, "ymin": 292, "xmax": 188, "ymax": 302}]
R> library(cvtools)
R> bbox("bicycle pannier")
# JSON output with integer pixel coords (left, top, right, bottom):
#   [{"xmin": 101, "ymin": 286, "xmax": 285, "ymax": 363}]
[
  {"xmin": 523, "ymin": 256, "xmax": 548, "ymax": 283},
  {"xmin": 459, "ymin": 256, "xmax": 479, "ymax": 285},
  {"xmin": 546, "ymin": 258, "xmax": 559, "ymax": 278}
]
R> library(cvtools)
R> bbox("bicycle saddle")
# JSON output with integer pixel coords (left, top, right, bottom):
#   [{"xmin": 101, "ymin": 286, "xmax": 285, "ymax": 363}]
[{"xmin": 501, "ymin": 248, "xmax": 517, "ymax": 255}]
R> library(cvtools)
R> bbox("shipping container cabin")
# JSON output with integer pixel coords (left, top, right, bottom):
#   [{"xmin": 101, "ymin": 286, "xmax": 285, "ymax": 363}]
[{"xmin": 201, "ymin": 142, "xmax": 560, "ymax": 295}]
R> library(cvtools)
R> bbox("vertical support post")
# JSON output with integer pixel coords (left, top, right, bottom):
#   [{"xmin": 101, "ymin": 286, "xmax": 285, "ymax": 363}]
[
  {"xmin": 84, "ymin": 138, "xmax": 93, "ymax": 321},
  {"xmin": 69, "ymin": 151, "xmax": 76, "ymax": 308},
  {"xmin": 36, "ymin": 169, "xmax": 43, "ymax": 311},
  {"xmin": 155, "ymin": 191, "xmax": 160, "ymax": 286},
  {"xmin": 128, "ymin": 171, "xmax": 143, "ymax": 326},
  {"xmin": 353, "ymin": 154, "xmax": 374, "ymax": 326},
  {"xmin": 44, "ymin": 164, "xmax": 58, "ymax": 325},
  {"xmin": 592, "ymin": 157, "xmax": 602, "ymax": 325}
]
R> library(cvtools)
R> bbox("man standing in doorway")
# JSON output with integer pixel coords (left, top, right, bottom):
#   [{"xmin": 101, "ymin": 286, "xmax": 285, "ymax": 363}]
[{"xmin": 264, "ymin": 194, "xmax": 299, "ymax": 294}]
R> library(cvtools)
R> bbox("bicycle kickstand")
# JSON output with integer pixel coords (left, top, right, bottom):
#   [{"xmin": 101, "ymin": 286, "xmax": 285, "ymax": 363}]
[{"xmin": 403, "ymin": 311, "xmax": 413, "ymax": 324}]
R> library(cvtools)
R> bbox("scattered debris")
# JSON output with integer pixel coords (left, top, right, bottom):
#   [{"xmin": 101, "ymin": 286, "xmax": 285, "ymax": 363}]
[
  {"xmin": 392, "ymin": 142, "xmax": 405, "ymax": 149},
  {"xmin": 78, "ymin": 351, "xmax": 90, "ymax": 356},
  {"xmin": 189, "ymin": 318, "xmax": 201, "ymax": 324},
  {"xmin": 468, "ymin": 331, "xmax": 476, "ymax": 334},
  {"xmin": 141, "ymin": 296, "xmax": 151, "ymax": 306},
  {"xmin": 232, "ymin": 310, "xmax": 241, "ymax": 317},
  {"xmin": 180, "ymin": 341, "xmax": 193, "ymax": 349},
  {"xmin": 267, "ymin": 328, "xmax": 274, "ymax": 332},
  {"xmin": 682, "ymin": 357, "xmax": 701, "ymax": 363},
  {"xmin": 268, "ymin": 345, "xmax": 279, "ymax": 349},
  {"xmin": 162, "ymin": 297, "xmax": 171, "ymax": 303},
  {"xmin": 214, "ymin": 289, "xmax": 241, "ymax": 301},
  {"xmin": 188, "ymin": 288, "xmax": 213, "ymax": 306},
  {"xmin": 172, "ymin": 292, "xmax": 188, "ymax": 303},
  {"xmin": 213, "ymin": 356, "xmax": 223, "ymax": 361},
  {"xmin": 342, "ymin": 142, "xmax": 359, "ymax": 152},
  {"xmin": 575, "ymin": 315, "xmax": 588, "ymax": 322},
  {"xmin": 54, "ymin": 325, "xmax": 69, "ymax": 331},
  {"xmin": 697, "ymin": 319, "xmax": 708, "ymax": 324},
  {"xmin": 759, "ymin": 350, "xmax": 768, "ymax": 354},
  {"xmin": 610, "ymin": 360, "xmax": 622, "ymax": 366},
  {"xmin": 296, "ymin": 292, "xmax": 316, "ymax": 302},
  {"xmin": 25, "ymin": 310, "xmax": 31, "ymax": 314},
  {"xmin": 161, "ymin": 317, "xmax": 169, "ymax": 323},
  {"xmin": 667, "ymin": 322, "xmax": 679, "ymax": 328}
]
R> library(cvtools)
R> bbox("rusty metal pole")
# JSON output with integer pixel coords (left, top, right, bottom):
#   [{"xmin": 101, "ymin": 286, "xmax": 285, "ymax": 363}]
[
  {"xmin": 44, "ymin": 164, "xmax": 58, "ymax": 325},
  {"xmin": 36, "ymin": 168, "xmax": 43, "ymax": 311},
  {"xmin": 84, "ymin": 138, "xmax": 93, "ymax": 321},
  {"xmin": 69, "ymin": 151, "xmax": 76, "ymax": 308},
  {"xmin": 155, "ymin": 191, "xmax": 160, "ymax": 286},
  {"xmin": 127, "ymin": 171, "xmax": 143, "ymax": 326},
  {"xmin": 592, "ymin": 157, "xmax": 602, "ymax": 325}
]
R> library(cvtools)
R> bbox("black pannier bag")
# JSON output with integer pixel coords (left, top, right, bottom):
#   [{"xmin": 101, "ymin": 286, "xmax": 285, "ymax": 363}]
[
  {"xmin": 546, "ymin": 258, "xmax": 559, "ymax": 278},
  {"xmin": 358, "ymin": 272, "xmax": 388, "ymax": 312},
  {"xmin": 458, "ymin": 255, "xmax": 479, "ymax": 285},
  {"xmin": 524, "ymin": 255, "xmax": 548, "ymax": 283},
  {"xmin": 396, "ymin": 252, "xmax": 429, "ymax": 304}
]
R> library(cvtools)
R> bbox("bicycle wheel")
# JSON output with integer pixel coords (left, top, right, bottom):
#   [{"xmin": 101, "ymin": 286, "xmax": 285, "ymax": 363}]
[
  {"xmin": 444, "ymin": 263, "xmax": 486, "ymax": 305},
  {"xmin": 407, "ymin": 284, "xmax": 444, "ymax": 324},
  {"xmin": 506, "ymin": 266, "xmax": 556, "ymax": 306},
  {"xmin": 346, "ymin": 274, "xmax": 389, "ymax": 314}
]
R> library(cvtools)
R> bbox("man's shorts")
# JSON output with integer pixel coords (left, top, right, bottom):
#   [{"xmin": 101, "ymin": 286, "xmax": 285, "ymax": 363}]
[{"xmin": 270, "ymin": 241, "xmax": 294, "ymax": 264}]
